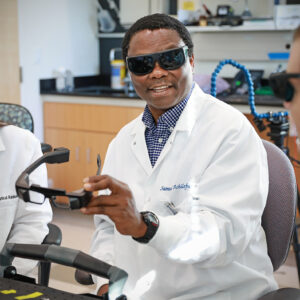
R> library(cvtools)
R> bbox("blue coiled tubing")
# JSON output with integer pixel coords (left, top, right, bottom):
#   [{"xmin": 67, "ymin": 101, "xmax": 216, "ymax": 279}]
[{"xmin": 210, "ymin": 59, "xmax": 288, "ymax": 120}]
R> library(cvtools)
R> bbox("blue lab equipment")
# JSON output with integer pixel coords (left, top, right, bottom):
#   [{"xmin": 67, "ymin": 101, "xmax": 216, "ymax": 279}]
[{"xmin": 210, "ymin": 59, "xmax": 289, "ymax": 153}]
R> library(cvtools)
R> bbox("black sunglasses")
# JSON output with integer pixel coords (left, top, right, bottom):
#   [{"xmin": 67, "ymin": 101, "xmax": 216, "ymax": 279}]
[
  {"xmin": 269, "ymin": 71, "xmax": 300, "ymax": 102},
  {"xmin": 15, "ymin": 147, "xmax": 100, "ymax": 209},
  {"xmin": 126, "ymin": 46, "xmax": 189, "ymax": 76}
]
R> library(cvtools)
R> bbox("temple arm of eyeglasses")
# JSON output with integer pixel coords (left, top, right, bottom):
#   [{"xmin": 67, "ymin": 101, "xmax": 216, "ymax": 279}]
[
  {"xmin": 24, "ymin": 147, "xmax": 70, "ymax": 175},
  {"xmin": 15, "ymin": 147, "xmax": 70, "ymax": 190}
]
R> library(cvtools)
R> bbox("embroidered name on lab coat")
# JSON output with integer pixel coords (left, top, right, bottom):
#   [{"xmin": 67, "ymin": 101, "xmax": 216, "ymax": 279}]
[
  {"xmin": 0, "ymin": 194, "xmax": 18, "ymax": 201},
  {"xmin": 160, "ymin": 183, "xmax": 191, "ymax": 191}
]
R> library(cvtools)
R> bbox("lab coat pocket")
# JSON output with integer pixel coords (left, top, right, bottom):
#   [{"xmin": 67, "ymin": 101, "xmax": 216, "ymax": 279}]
[
  {"xmin": 0, "ymin": 198, "xmax": 18, "ymax": 248},
  {"xmin": 0, "ymin": 197, "xmax": 18, "ymax": 209},
  {"xmin": 160, "ymin": 189, "xmax": 193, "ymax": 216},
  {"xmin": 0, "ymin": 198, "xmax": 18, "ymax": 228}
]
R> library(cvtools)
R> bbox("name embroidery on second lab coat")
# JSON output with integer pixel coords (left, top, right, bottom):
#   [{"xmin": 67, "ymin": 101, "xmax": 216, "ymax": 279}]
[{"xmin": 0, "ymin": 195, "xmax": 18, "ymax": 201}]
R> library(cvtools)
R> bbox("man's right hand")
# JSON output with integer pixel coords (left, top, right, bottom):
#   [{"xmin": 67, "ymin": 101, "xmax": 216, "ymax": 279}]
[{"xmin": 81, "ymin": 175, "xmax": 147, "ymax": 238}]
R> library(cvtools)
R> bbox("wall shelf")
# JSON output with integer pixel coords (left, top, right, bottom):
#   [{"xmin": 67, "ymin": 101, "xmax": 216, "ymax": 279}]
[{"xmin": 98, "ymin": 21, "xmax": 296, "ymax": 38}]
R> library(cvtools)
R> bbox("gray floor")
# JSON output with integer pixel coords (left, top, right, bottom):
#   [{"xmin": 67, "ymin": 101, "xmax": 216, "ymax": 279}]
[
  {"xmin": 49, "ymin": 208, "xmax": 96, "ymax": 294},
  {"xmin": 49, "ymin": 207, "xmax": 300, "ymax": 295}
]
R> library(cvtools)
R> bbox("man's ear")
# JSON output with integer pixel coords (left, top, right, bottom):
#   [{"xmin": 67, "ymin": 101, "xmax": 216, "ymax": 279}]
[{"xmin": 189, "ymin": 54, "xmax": 195, "ymax": 69}]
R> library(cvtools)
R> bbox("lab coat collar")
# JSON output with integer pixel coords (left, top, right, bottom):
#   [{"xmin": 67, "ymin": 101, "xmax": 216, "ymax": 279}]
[
  {"xmin": 151, "ymin": 84, "xmax": 206, "ymax": 170},
  {"xmin": 175, "ymin": 83, "xmax": 205, "ymax": 133},
  {"xmin": 130, "ymin": 116, "xmax": 153, "ymax": 175},
  {"xmin": 129, "ymin": 83, "xmax": 206, "ymax": 174},
  {"xmin": 0, "ymin": 131, "xmax": 5, "ymax": 152},
  {"xmin": 130, "ymin": 82, "xmax": 205, "ymax": 136}
]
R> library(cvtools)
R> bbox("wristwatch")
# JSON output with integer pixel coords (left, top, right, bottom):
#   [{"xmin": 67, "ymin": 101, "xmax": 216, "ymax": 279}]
[{"xmin": 132, "ymin": 211, "xmax": 159, "ymax": 244}]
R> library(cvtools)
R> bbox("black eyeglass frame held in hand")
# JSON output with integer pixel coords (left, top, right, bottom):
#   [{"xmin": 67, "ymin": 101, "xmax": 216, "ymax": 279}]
[
  {"xmin": 15, "ymin": 147, "xmax": 98, "ymax": 210},
  {"xmin": 269, "ymin": 71, "xmax": 300, "ymax": 102},
  {"xmin": 126, "ymin": 46, "xmax": 189, "ymax": 76}
]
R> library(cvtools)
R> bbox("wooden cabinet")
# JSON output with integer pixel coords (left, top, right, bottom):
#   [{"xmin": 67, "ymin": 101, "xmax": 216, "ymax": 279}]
[
  {"xmin": 44, "ymin": 101, "xmax": 143, "ymax": 191},
  {"xmin": 0, "ymin": 0, "xmax": 20, "ymax": 103},
  {"xmin": 44, "ymin": 100, "xmax": 299, "ymax": 192}
]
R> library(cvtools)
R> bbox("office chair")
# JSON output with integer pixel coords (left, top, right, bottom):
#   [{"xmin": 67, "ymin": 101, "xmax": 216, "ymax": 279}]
[
  {"xmin": 257, "ymin": 139, "xmax": 299, "ymax": 299},
  {"xmin": 293, "ymin": 196, "xmax": 300, "ymax": 284},
  {"xmin": 0, "ymin": 102, "xmax": 61, "ymax": 286},
  {"xmin": 38, "ymin": 224, "xmax": 62, "ymax": 286},
  {"xmin": 0, "ymin": 103, "xmax": 34, "ymax": 132},
  {"xmin": 0, "ymin": 102, "xmax": 52, "ymax": 153}
]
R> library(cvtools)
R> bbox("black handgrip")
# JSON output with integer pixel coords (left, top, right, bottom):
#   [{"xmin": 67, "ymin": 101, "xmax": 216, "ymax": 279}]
[
  {"xmin": 75, "ymin": 269, "xmax": 94, "ymax": 285},
  {"xmin": 3, "ymin": 244, "xmax": 128, "ymax": 284},
  {"xmin": 8, "ymin": 244, "xmax": 49, "ymax": 261},
  {"xmin": 42, "ymin": 223, "xmax": 62, "ymax": 246}
]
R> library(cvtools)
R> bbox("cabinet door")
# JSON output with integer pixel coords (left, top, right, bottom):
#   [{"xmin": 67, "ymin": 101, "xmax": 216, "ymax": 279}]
[
  {"xmin": 0, "ymin": 0, "xmax": 20, "ymax": 103},
  {"xmin": 44, "ymin": 101, "xmax": 144, "ymax": 191},
  {"xmin": 45, "ymin": 128, "xmax": 86, "ymax": 192},
  {"xmin": 83, "ymin": 131, "xmax": 115, "ymax": 178},
  {"xmin": 45, "ymin": 128, "xmax": 116, "ymax": 192}
]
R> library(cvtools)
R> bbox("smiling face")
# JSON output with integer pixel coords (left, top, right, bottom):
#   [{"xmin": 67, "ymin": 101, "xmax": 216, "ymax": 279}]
[{"xmin": 127, "ymin": 29, "xmax": 194, "ymax": 122}]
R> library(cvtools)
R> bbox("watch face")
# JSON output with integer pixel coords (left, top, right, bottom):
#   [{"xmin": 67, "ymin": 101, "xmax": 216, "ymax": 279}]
[
  {"xmin": 133, "ymin": 211, "xmax": 159, "ymax": 243},
  {"xmin": 145, "ymin": 212, "xmax": 159, "ymax": 227}
]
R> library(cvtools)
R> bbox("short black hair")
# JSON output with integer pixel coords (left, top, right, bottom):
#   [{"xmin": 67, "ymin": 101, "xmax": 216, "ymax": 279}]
[{"xmin": 122, "ymin": 13, "xmax": 194, "ymax": 60}]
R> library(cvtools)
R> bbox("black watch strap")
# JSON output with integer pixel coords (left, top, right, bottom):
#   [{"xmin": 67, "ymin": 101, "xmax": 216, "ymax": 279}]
[{"xmin": 132, "ymin": 211, "xmax": 159, "ymax": 244}]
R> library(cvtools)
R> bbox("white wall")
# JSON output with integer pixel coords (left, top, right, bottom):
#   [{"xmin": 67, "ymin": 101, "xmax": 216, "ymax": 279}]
[
  {"xmin": 18, "ymin": 0, "xmax": 99, "ymax": 140},
  {"xmin": 191, "ymin": 30, "xmax": 293, "ymax": 78}
]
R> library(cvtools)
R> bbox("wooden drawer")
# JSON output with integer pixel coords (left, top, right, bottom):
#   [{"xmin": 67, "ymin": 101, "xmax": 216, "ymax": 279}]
[{"xmin": 44, "ymin": 102, "xmax": 143, "ymax": 134}]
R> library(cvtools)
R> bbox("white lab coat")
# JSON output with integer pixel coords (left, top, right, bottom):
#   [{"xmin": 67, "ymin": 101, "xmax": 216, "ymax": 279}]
[
  {"xmin": 90, "ymin": 84, "xmax": 278, "ymax": 300},
  {"xmin": 0, "ymin": 125, "xmax": 52, "ymax": 275}
]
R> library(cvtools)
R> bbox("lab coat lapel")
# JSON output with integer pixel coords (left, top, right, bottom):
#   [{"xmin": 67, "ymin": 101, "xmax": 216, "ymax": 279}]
[
  {"xmin": 129, "ymin": 83, "xmax": 204, "ymax": 175},
  {"xmin": 130, "ymin": 118, "xmax": 153, "ymax": 176},
  {"xmin": 152, "ymin": 130, "xmax": 175, "ymax": 172},
  {"xmin": 152, "ymin": 84, "xmax": 202, "ymax": 171},
  {"xmin": 0, "ymin": 133, "xmax": 5, "ymax": 151}
]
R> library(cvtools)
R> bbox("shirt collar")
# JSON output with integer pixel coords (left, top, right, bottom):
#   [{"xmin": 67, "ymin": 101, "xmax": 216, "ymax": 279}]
[
  {"xmin": 142, "ymin": 105, "xmax": 156, "ymax": 130},
  {"xmin": 131, "ymin": 83, "xmax": 206, "ymax": 137},
  {"xmin": 142, "ymin": 83, "xmax": 195, "ymax": 130}
]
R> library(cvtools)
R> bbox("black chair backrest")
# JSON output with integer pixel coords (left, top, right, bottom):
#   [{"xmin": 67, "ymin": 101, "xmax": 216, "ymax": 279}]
[
  {"xmin": 261, "ymin": 139, "xmax": 297, "ymax": 271},
  {"xmin": 0, "ymin": 103, "xmax": 34, "ymax": 132}
]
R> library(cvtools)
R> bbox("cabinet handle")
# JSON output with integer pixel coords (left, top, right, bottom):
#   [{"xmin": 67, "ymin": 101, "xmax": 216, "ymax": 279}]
[
  {"xmin": 86, "ymin": 148, "xmax": 91, "ymax": 163},
  {"xmin": 75, "ymin": 146, "xmax": 80, "ymax": 161}
]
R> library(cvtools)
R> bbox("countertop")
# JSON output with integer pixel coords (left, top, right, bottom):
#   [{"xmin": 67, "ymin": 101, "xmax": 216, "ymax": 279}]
[
  {"xmin": 41, "ymin": 85, "xmax": 284, "ymax": 107},
  {"xmin": 40, "ymin": 75, "xmax": 285, "ymax": 114},
  {"xmin": 42, "ymin": 85, "xmax": 140, "ymax": 99}
]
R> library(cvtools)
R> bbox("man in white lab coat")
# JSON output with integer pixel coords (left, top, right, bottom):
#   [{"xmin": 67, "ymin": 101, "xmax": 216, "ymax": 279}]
[
  {"xmin": 81, "ymin": 13, "xmax": 277, "ymax": 300},
  {"xmin": 0, "ymin": 123, "xmax": 52, "ymax": 275}
]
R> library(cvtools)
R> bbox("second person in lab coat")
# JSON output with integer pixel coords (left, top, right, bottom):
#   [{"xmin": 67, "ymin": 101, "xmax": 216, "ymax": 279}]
[{"xmin": 0, "ymin": 121, "xmax": 52, "ymax": 275}]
